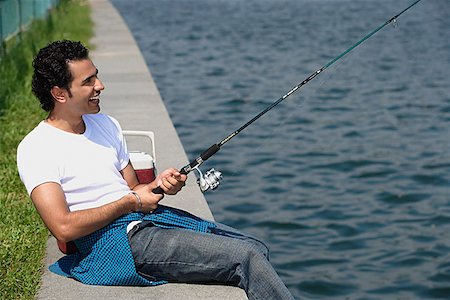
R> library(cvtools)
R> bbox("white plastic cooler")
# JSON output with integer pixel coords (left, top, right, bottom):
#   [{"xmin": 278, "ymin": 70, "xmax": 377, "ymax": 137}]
[{"xmin": 123, "ymin": 130, "xmax": 157, "ymax": 184}]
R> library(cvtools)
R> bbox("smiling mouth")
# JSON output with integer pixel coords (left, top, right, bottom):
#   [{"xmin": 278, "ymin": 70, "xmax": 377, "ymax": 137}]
[{"xmin": 89, "ymin": 96, "xmax": 100, "ymax": 103}]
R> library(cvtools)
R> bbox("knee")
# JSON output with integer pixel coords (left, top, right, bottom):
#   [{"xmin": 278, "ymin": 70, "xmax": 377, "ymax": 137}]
[
  {"xmin": 257, "ymin": 240, "xmax": 270, "ymax": 259},
  {"xmin": 246, "ymin": 238, "xmax": 270, "ymax": 260},
  {"xmin": 235, "ymin": 242, "xmax": 268, "ymax": 266}
]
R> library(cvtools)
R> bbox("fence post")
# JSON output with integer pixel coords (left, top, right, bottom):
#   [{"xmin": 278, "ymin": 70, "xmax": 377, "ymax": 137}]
[
  {"xmin": 18, "ymin": 0, "xmax": 22, "ymax": 41},
  {"xmin": 0, "ymin": 1, "xmax": 4, "ymax": 56}
]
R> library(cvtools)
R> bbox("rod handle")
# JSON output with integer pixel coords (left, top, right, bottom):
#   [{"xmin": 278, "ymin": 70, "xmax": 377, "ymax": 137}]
[
  {"xmin": 200, "ymin": 144, "xmax": 221, "ymax": 161},
  {"xmin": 152, "ymin": 186, "xmax": 164, "ymax": 194}
]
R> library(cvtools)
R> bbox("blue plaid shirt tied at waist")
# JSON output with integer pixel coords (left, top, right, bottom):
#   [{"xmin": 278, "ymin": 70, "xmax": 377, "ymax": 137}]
[{"xmin": 50, "ymin": 205, "xmax": 217, "ymax": 286}]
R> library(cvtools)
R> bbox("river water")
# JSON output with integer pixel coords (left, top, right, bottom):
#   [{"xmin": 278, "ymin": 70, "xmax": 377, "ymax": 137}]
[{"xmin": 111, "ymin": 0, "xmax": 450, "ymax": 298}]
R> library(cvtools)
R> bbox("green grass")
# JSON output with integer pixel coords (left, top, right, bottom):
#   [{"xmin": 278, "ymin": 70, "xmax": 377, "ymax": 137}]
[{"xmin": 0, "ymin": 1, "xmax": 93, "ymax": 299}]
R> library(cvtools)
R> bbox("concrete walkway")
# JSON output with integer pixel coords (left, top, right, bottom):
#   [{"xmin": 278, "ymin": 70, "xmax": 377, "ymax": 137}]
[{"xmin": 36, "ymin": 0, "xmax": 247, "ymax": 299}]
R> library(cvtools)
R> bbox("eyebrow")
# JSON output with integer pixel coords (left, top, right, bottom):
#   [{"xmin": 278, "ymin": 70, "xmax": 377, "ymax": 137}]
[{"xmin": 81, "ymin": 69, "xmax": 99, "ymax": 85}]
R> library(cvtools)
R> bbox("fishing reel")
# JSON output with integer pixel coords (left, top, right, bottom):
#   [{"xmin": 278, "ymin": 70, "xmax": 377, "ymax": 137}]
[{"xmin": 194, "ymin": 167, "xmax": 222, "ymax": 192}]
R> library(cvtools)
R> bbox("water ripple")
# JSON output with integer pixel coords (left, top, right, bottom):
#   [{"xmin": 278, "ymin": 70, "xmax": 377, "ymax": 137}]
[
  {"xmin": 298, "ymin": 280, "xmax": 358, "ymax": 297},
  {"xmin": 376, "ymin": 192, "xmax": 431, "ymax": 204}
]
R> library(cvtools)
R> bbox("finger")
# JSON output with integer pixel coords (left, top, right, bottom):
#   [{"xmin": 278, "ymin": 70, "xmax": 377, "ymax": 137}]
[
  {"xmin": 160, "ymin": 177, "xmax": 175, "ymax": 190},
  {"xmin": 161, "ymin": 168, "xmax": 179, "ymax": 178},
  {"xmin": 166, "ymin": 175, "xmax": 181, "ymax": 185},
  {"xmin": 172, "ymin": 173, "xmax": 185, "ymax": 181},
  {"xmin": 163, "ymin": 177, "xmax": 184, "ymax": 194}
]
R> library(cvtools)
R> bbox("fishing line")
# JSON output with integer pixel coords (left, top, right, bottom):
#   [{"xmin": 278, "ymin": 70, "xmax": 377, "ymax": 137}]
[{"xmin": 152, "ymin": 0, "xmax": 423, "ymax": 194}]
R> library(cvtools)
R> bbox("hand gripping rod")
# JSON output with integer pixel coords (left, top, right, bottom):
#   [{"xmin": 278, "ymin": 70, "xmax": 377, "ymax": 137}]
[{"xmin": 152, "ymin": 0, "xmax": 423, "ymax": 194}]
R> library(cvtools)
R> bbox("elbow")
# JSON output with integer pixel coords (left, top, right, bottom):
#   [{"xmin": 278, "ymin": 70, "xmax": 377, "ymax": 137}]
[{"xmin": 52, "ymin": 224, "xmax": 75, "ymax": 243}]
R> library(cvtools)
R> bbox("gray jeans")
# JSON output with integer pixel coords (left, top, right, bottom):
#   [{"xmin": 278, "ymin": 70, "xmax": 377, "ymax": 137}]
[{"xmin": 128, "ymin": 221, "xmax": 294, "ymax": 300}]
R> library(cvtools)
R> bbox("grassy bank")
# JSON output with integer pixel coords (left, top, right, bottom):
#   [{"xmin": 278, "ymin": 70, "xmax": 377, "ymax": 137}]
[{"xmin": 0, "ymin": 1, "xmax": 93, "ymax": 299}]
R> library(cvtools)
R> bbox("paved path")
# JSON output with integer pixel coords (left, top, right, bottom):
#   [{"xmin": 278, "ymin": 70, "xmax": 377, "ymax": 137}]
[{"xmin": 36, "ymin": 0, "xmax": 247, "ymax": 299}]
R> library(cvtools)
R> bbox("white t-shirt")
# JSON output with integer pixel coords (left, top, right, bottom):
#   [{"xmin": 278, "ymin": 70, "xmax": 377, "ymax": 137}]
[{"xmin": 17, "ymin": 114, "xmax": 131, "ymax": 212}]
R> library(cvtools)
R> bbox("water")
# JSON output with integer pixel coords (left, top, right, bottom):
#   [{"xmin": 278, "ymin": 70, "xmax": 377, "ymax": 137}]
[{"xmin": 111, "ymin": 0, "xmax": 450, "ymax": 298}]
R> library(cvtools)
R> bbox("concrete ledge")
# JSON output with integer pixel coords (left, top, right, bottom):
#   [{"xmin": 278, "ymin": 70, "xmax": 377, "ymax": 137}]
[
  {"xmin": 36, "ymin": 0, "xmax": 247, "ymax": 299},
  {"xmin": 38, "ymin": 237, "xmax": 245, "ymax": 300}
]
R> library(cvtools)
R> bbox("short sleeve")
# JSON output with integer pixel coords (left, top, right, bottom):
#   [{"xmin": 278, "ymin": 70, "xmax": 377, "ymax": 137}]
[
  {"xmin": 107, "ymin": 116, "xmax": 130, "ymax": 171},
  {"xmin": 17, "ymin": 139, "xmax": 61, "ymax": 196}
]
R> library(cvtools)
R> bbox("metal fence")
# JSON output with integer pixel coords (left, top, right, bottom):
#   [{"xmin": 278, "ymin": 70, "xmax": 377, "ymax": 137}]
[{"xmin": 0, "ymin": 0, "xmax": 59, "ymax": 43}]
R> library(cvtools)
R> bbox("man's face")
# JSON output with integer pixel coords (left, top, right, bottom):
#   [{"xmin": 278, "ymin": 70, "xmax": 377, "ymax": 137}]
[{"xmin": 65, "ymin": 59, "xmax": 105, "ymax": 115}]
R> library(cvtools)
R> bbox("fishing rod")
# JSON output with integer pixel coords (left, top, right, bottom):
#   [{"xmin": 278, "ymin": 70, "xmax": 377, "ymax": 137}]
[{"xmin": 152, "ymin": 0, "xmax": 423, "ymax": 194}]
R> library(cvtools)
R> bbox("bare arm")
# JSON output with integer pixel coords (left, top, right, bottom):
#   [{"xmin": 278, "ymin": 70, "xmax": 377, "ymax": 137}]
[
  {"xmin": 31, "ymin": 162, "xmax": 186, "ymax": 242},
  {"xmin": 30, "ymin": 182, "xmax": 141, "ymax": 242}
]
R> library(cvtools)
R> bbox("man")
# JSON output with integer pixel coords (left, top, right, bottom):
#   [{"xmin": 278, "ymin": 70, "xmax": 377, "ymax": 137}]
[{"xmin": 17, "ymin": 40, "xmax": 294, "ymax": 299}]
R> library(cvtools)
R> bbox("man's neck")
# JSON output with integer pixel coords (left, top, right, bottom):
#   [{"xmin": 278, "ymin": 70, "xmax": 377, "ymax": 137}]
[{"xmin": 46, "ymin": 113, "xmax": 86, "ymax": 134}]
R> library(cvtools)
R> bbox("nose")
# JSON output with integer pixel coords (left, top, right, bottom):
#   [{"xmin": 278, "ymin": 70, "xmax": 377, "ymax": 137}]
[{"xmin": 95, "ymin": 77, "xmax": 105, "ymax": 91}]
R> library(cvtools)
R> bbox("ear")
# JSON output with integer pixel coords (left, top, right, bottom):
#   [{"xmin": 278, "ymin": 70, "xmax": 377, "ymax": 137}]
[{"xmin": 50, "ymin": 86, "xmax": 68, "ymax": 104}]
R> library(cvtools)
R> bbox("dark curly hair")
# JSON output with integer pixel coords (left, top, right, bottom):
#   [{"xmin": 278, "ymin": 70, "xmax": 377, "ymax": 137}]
[{"xmin": 32, "ymin": 40, "xmax": 89, "ymax": 111}]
